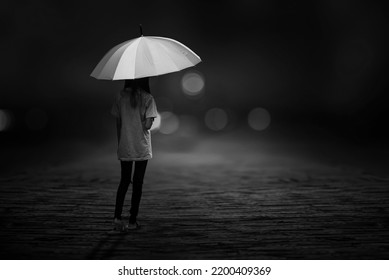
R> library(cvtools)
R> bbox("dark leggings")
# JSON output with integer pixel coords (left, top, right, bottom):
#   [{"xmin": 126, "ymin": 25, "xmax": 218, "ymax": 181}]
[{"xmin": 114, "ymin": 160, "xmax": 148, "ymax": 223}]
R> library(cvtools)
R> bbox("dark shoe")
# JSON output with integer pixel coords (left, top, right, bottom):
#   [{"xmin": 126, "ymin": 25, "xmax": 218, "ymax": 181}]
[
  {"xmin": 113, "ymin": 218, "xmax": 125, "ymax": 231},
  {"xmin": 124, "ymin": 221, "xmax": 140, "ymax": 231}
]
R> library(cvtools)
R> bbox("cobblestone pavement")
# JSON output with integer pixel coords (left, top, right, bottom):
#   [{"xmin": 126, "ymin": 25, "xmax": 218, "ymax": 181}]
[{"xmin": 1, "ymin": 130, "xmax": 388, "ymax": 259}]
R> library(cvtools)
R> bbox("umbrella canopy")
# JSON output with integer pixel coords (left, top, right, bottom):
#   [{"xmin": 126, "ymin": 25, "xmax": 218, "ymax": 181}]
[{"xmin": 90, "ymin": 36, "xmax": 201, "ymax": 80}]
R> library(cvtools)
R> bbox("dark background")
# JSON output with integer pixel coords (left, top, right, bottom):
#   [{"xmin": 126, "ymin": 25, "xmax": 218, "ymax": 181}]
[{"xmin": 1, "ymin": 0, "xmax": 389, "ymax": 150}]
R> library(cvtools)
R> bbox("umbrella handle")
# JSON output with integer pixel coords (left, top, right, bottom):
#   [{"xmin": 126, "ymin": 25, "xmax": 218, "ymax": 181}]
[{"xmin": 139, "ymin": 24, "xmax": 143, "ymax": 36}]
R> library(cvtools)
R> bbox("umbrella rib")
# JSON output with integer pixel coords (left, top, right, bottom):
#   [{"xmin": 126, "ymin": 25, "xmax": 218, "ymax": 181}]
[
  {"xmin": 147, "ymin": 40, "xmax": 184, "ymax": 73},
  {"xmin": 152, "ymin": 36, "xmax": 201, "ymax": 62},
  {"xmin": 132, "ymin": 38, "xmax": 143, "ymax": 79},
  {"xmin": 91, "ymin": 40, "xmax": 132, "ymax": 79},
  {"xmin": 136, "ymin": 38, "xmax": 155, "ymax": 78},
  {"xmin": 110, "ymin": 42, "xmax": 135, "ymax": 80},
  {"xmin": 113, "ymin": 38, "xmax": 142, "ymax": 80}
]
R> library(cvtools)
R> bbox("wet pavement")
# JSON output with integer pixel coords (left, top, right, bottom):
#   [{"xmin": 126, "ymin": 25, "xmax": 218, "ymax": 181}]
[{"xmin": 1, "ymin": 129, "xmax": 388, "ymax": 259}]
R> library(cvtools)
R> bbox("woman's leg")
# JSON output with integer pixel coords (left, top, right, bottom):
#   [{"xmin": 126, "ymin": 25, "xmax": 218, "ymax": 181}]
[
  {"xmin": 129, "ymin": 160, "xmax": 148, "ymax": 223},
  {"xmin": 114, "ymin": 161, "xmax": 133, "ymax": 219}
]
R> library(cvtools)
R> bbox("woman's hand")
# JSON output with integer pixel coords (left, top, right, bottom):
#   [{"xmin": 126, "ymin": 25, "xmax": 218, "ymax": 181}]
[{"xmin": 144, "ymin": 117, "xmax": 154, "ymax": 130}]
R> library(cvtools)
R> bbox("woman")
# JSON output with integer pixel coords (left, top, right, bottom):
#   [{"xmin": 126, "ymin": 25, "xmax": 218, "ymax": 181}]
[{"xmin": 111, "ymin": 77, "xmax": 158, "ymax": 231}]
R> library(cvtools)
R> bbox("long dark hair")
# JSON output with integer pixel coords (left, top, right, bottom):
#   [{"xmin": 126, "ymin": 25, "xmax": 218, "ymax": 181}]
[{"xmin": 123, "ymin": 78, "xmax": 150, "ymax": 108}]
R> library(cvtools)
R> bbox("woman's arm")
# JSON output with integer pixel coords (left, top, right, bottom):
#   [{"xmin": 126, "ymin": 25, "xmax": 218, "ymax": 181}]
[{"xmin": 144, "ymin": 117, "xmax": 154, "ymax": 130}]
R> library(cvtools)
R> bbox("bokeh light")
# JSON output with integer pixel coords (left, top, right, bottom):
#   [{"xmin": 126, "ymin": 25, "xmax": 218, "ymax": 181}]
[
  {"xmin": 181, "ymin": 71, "xmax": 205, "ymax": 97},
  {"xmin": 248, "ymin": 107, "xmax": 271, "ymax": 131},
  {"xmin": 0, "ymin": 109, "xmax": 12, "ymax": 131},
  {"xmin": 204, "ymin": 108, "xmax": 228, "ymax": 131},
  {"xmin": 25, "ymin": 108, "xmax": 48, "ymax": 131},
  {"xmin": 159, "ymin": 111, "xmax": 180, "ymax": 134}
]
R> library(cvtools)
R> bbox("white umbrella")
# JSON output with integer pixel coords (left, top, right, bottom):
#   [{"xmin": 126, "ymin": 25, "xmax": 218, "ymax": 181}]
[{"xmin": 90, "ymin": 32, "xmax": 201, "ymax": 80}]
